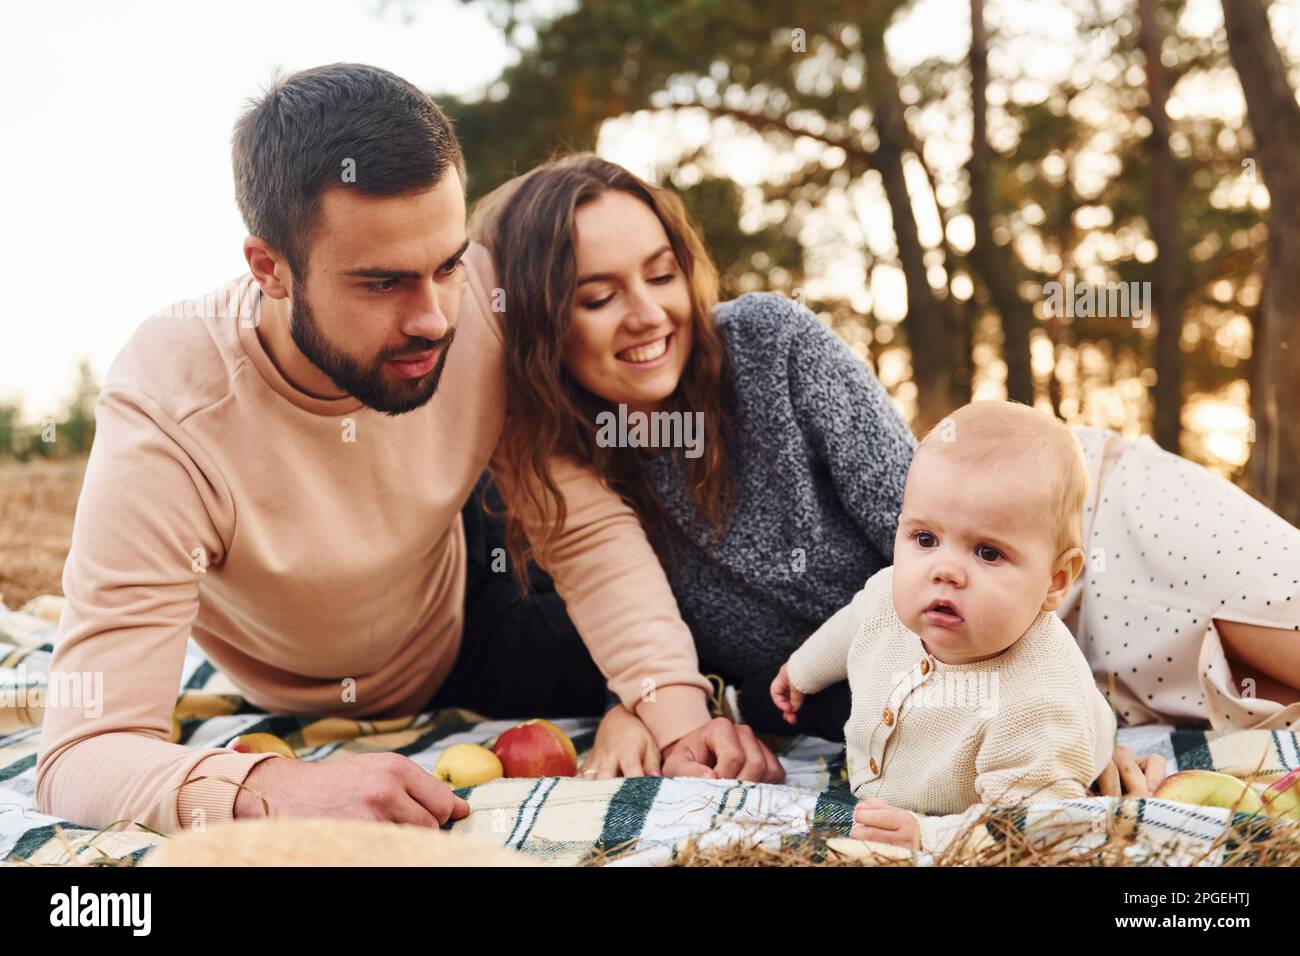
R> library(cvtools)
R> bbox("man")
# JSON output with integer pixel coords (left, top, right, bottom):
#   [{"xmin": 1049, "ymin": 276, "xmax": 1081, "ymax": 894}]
[{"xmin": 36, "ymin": 63, "xmax": 782, "ymax": 834}]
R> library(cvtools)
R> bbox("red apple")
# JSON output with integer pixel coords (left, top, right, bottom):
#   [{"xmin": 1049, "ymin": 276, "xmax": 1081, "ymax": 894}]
[
  {"xmin": 492, "ymin": 719, "xmax": 578, "ymax": 778},
  {"xmin": 1261, "ymin": 769, "xmax": 1300, "ymax": 822}
]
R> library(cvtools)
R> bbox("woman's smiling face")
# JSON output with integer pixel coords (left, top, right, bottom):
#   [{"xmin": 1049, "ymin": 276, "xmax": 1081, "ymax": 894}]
[{"xmin": 564, "ymin": 190, "xmax": 694, "ymax": 414}]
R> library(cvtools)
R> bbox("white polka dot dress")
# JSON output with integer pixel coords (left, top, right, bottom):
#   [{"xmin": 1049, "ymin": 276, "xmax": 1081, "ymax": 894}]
[{"xmin": 1057, "ymin": 427, "xmax": 1300, "ymax": 731}]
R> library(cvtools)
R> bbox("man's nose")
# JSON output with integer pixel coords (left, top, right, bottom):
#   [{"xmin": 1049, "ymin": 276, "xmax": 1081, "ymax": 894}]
[{"xmin": 401, "ymin": 279, "xmax": 453, "ymax": 342}]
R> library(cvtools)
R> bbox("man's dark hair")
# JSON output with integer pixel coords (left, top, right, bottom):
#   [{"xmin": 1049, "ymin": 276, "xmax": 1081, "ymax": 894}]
[{"xmin": 232, "ymin": 62, "xmax": 465, "ymax": 279}]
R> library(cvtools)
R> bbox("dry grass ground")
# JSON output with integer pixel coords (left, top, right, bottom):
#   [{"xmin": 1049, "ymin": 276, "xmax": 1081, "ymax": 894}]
[{"xmin": 0, "ymin": 457, "xmax": 87, "ymax": 610}]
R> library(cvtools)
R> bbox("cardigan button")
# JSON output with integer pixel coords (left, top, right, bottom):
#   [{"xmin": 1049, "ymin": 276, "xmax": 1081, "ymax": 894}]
[
  {"xmin": 920, "ymin": 658, "xmax": 931, "ymax": 675},
  {"xmin": 869, "ymin": 757, "xmax": 879, "ymax": 774},
  {"xmin": 882, "ymin": 708, "xmax": 894, "ymax": 726}
]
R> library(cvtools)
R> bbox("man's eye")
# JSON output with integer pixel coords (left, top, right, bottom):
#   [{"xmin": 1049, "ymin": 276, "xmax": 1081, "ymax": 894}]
[
  {"xmin": 439, "ymin": 259, "xmax": 464, "ymax": 278},
  {"xmin": 912, "ymin": 531, "xmax": 937, "ymax": 548},
  {"xmin": 976, "ymin": 544, "xmax": 1002, "ymax": 562},
  {"xmin": 367, "ymin": 279, "xmax": 399, "ymax": 294}
]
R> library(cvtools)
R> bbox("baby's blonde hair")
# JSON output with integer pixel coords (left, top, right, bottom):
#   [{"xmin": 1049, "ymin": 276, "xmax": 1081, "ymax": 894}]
[{"xmin": 915, "ymin": 401, "xmax": 1090, "ymax": 556}]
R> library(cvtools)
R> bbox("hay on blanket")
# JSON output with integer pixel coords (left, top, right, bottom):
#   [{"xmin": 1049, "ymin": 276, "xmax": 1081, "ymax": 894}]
[{"xmin": 651, "ymin": 803, "xmax": 1300, "ymax": 867}]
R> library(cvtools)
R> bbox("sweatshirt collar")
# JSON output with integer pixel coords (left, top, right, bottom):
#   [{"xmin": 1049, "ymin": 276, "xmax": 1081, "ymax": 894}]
[{"xmin": 235, "ymin": 279, "xmax": 365, "ymax": 416}]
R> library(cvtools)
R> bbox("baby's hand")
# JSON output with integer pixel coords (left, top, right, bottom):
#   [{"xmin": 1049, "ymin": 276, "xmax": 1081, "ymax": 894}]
[
  {"xmin": 851, "ymin": 799, "xmax": 921, "ymax": 851},
  {"xmin": 769, "ymin": 663, "xmax": 805, "ymax": 725}
]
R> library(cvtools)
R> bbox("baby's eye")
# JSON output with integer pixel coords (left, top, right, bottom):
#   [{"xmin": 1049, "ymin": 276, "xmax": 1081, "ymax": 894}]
[
  {"xmin": 975, "ymin": 544, "xmax": 1003, "ymax": 562},
  {"xmin": 912, "ymin": 531, "xmax": 937, "ymax": 548}
]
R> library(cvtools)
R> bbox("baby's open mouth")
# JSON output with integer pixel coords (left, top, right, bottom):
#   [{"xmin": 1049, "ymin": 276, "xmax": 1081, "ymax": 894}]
[{"xmin": 923, "ymin": 599, "xmax": 964, "ymax": 628}]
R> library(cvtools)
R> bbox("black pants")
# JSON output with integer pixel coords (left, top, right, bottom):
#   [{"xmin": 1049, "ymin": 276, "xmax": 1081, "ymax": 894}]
[
  {"xmin": 426, "ymin": 473, "xmax": 609, "ymax": 720},
  {"xmin": 731, "ymin": 664, "xmax": 852, "ymax": 742}
]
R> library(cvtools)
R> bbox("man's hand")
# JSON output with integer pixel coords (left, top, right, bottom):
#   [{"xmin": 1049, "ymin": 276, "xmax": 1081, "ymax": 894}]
[
  {"xmin": 232, "ymin": 752, "xmax": 471, "ymax": 826},
  {"xmin": 851, "ymin": 798, "xmax": 921, "ymax": 850},
  {"xmin": 660, "ymin": 717, "xmax": 785, "ymax": 783},
  {"xmin": 1091, "ymin": 744, "xmax": 1168, "ymax": 797},
  {"xmin": 769, "ymin": 662, "xmax": 805, "ymax": 726}
]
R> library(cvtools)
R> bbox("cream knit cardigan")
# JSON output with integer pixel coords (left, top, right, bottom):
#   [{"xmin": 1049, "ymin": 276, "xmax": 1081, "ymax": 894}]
[{"xmin": 788, "ymin": 567, "xmax": 1116, "ymax": 853}]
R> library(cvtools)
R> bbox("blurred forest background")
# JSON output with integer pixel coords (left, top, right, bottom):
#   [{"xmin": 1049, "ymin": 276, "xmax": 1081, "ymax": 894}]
[{"xmin": 3, "ymin": 0, "xmax": 1297, "ymax": 528}]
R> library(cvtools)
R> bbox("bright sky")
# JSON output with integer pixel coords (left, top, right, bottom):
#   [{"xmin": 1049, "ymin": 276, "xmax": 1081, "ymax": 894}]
[
  {"xmin": 1, "ymin": 0, "xmax": 1289, "ymax": 425},
  {"xmin": 0, "ymin": 0, "xmax": 513, "ymax": 423}
]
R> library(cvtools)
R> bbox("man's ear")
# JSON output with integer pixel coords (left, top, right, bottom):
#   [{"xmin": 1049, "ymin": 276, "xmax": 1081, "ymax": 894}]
[
  {"xmin": 1042, "ymin": 546, "xmax": 1084, "ymax": 612},
  {"xmin": 243, "ymin": 236, "xmax": 292, "ymax": 300}
]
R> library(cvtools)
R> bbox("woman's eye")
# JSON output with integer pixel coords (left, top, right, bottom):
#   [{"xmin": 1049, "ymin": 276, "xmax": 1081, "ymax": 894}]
[
  {"xmin": 648, "ymin": 272, "xmax": 676, "ymax": 284},
  {"xmin": 913, "ymin": 531, "xmax": 937, "ymax": 548},
  {"xmin": 583, "ymin": 294, "xmax": 614, "ymax": 310},
  {"xmin": 976, "ymin": 544, "xmax": 1002, "ymax": 562},
  {"xmin": 366, "ymin": 279, "xmax": 399, "ymax": 295}
]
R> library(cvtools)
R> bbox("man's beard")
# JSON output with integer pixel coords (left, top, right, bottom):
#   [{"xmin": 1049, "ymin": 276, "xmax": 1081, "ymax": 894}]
[{"xmin": 288, "ymin": 287, "xmax": 454, "ymax": 416}]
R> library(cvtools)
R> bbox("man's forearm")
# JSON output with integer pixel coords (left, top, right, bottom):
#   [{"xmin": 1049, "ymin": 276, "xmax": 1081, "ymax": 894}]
[{"xmin": 232, "ymin": 756, "xmax": 288, "ymax": 819}]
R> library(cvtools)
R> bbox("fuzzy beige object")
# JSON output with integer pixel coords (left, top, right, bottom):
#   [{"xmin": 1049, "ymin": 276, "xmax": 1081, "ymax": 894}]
[
  {"xmin": 139, "ymin": 817, "xmax": 537, "ymax": 867},
  {"xmin": 824, "ymin": 837, "xmax": 914, "ymax": 863}
]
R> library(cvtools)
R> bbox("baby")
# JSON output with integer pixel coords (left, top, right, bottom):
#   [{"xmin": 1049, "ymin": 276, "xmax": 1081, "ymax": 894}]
[{"xmin": 771, "ymin": 401, "xmax": 1116, "ymax": 854}]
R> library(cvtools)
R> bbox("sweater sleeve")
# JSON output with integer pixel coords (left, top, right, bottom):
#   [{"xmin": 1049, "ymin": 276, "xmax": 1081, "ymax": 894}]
[
  {"xmin": 784, "ymin": 301, "xmax": 915, "ymax": 561},
  {"xmin": 786, "ymin": 570, "xmax": 883, "ymax": 694},
  {"xmin": 490, "ymin": 447, "xmax": 712, "ymax": 749},
  {"xmin": 911, "ymin": 692, "xmax": 1114, "ymax": 855},
  {"xmin": 35, "ymin": 387, "xmax": 282, "ymax": 834}
]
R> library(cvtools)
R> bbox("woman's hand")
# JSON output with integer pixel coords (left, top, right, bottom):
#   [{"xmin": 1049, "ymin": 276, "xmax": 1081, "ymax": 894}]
[
  {"xmin": 1091, "ymin": 745, "xmax": 1168, "ymax": 796},
  {"xmin": 770, "ymin": 663, "xmax": 805, "ymax": 726},
  {"xmin": 577, "ymin": 704, "xmax": 661, "ymax": 780},
  {"xmin": 851, "ymin": 799, "xmax": 921, "ymax": 850}
]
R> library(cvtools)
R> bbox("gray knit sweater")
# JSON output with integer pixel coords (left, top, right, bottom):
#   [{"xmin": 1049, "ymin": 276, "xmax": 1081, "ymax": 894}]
[{"xmin": 642, "ymin": 292, "xmax": 916, "ymax": 680}]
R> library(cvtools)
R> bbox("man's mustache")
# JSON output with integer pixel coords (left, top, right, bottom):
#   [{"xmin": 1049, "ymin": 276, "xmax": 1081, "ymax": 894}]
[{"xmin": 383, "ymin": 328, "xmax": 455, "ymax": 362}]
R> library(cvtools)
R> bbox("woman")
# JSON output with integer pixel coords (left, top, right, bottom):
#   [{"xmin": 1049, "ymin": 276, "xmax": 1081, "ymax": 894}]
[{"xmin": 469, "ymin": 153, "xmax": 1299, "ymax": 789}]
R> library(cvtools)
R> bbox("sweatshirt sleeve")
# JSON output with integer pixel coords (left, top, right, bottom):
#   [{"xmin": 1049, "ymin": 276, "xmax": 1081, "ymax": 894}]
[
  {"xmin": 35, "ymin": 386, "xmax": 281, "ymax": 834},
  {"xmin": 784, "ymin": 301, "xmax": 915, "ymax": 562},
  {"xmin": 489, "ymin": 447, "xmax": 712, "ymax": 749},
  {"xmin": 912, "ymin": 692, "xmax": 1114, "ymax": 855}
]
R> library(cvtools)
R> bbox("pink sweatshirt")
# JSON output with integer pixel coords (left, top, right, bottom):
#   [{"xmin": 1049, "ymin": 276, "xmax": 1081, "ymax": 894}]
[{"xmin": 35, "ymin": 242, "xmax": 711, "ymax": 833}]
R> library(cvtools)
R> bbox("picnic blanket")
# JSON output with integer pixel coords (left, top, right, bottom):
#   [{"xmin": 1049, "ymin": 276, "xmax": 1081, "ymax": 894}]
[{"xmin": 2, "ymin": 598, "xmax": 1297, "ymax": 866}]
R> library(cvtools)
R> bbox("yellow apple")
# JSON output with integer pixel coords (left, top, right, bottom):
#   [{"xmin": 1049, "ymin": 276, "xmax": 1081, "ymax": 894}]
[
  {"xmin": 229, "ymin": 732, "xmax": 297, "ymax": 758},
  {"xmin": 1154, "ymin": 770, "xmax": 1263, "ymax": 815},
  {"xmin": 433, "ymin": 744, "xmax": 504, "ymax": 788}
]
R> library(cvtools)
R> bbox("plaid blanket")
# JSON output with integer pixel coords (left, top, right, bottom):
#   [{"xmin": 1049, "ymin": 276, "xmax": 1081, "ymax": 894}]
[{"xmin": 2, "ymin": 600, "xmax": 1297, "ymax": 866}]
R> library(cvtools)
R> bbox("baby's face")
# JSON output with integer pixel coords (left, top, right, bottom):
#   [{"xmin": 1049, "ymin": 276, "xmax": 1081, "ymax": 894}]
[{"xmin": 891, "ymin": 449, "xmax": 1062, "ymax": 665}]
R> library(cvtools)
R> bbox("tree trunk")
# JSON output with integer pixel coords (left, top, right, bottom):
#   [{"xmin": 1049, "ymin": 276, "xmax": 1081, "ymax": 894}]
[
  {"xmin": 1140, "ymin": 0, "xmax": 1185, "ymax": 453},
  {"xmin": 968, "ymin": 0, "xmax": 1035, "ymax": 407},
  {"xmin": 1222, "ymin": 0, "xmax": 1300, "ymax": 525},
  {"xmin": 867, "ymin": 33, "xmax": 955, "ymax": 429},
  {"xmin": 915, "ymin": 145, "xmax": 973, "ymax": 403}
]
